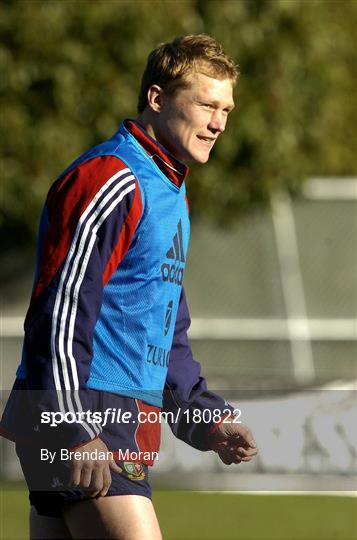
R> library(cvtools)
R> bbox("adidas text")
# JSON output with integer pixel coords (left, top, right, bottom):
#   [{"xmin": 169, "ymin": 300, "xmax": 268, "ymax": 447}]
[{"xmin": 161, "ymin": 262, "xmax": 184, "ymax": 285}]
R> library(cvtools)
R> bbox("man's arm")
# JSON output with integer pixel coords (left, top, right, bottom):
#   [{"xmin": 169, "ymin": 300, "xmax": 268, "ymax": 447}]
[
  {"xmin": 22, "ymin": 156, "xmax": 143, "ymax": 495},
  {"xmin": 163, "ymin": 288, "xmax": 258, "ymax": 464}
]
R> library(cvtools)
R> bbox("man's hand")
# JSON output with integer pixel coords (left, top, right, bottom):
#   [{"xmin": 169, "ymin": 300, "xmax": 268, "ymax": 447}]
[
  {"xmin": 69, "ymin": 438, "xmax": 122, "ymax": 497},
  {"xmin": 210, "ymin": 420, "xmax": 258, "ymax": 465}
]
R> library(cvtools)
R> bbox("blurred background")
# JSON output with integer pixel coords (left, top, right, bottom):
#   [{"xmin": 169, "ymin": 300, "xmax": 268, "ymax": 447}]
[{"xmin": 1, "ymin": 1, "xmax": 356, "ymax": 539}]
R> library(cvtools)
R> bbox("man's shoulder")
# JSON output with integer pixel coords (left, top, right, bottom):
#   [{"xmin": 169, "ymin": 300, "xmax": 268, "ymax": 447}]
[
  {"xmin": 47, "ymin": 152, "xmax": 135, "ymax": 210},
  {"xmin": 54, "ymin": 124, "xmax": 132, "ymax": 185}
]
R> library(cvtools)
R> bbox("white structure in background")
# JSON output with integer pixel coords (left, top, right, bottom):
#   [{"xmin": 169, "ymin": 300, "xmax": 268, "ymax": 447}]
[{"xmin": 189, "ymin": 177, "xmax": 357, "ymax": 386}]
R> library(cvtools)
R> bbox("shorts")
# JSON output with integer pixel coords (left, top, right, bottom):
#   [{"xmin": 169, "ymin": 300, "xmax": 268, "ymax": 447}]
[
  {"xmin": 12, "ymin": 391, "xmax": 161, "ymax": 518},
  {"xmin": 16, "ymin": 443, "xmax": 151, "ymax": 517}
]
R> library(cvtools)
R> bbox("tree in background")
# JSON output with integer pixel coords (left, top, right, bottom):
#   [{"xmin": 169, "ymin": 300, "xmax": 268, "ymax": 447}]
[{"xmin": 1, "ymin": 0, "xmax": 356, "ymax": 255}]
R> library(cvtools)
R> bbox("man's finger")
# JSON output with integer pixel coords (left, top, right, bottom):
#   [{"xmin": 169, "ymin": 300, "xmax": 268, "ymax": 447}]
[
  {"xmin": 237, "ymin": 446, "xmax": 258, "ymax": 457},
  {"xmin": 71, "ymin": 463, "xmax": 81, "ymax": 487},
  {"xmin": 235, "ymin": 425, "xmax": 257, "ymax": 448},
  {"xmin": 80, "ymin": 465, "xmax": 93, "ymax": 488},
  {"xmin": 109, "ymin": 460, "xmax": 123, "ymax": 475},
  {"xmin": 99, "ymin": 465, "xmax": 112, "ymax": 497},
  {"xmin": 85, "ymin": 467, "xmax": 104, "ymax": 498},
  {"xmin": 229, "ymin": 449, "xmax": 242, "ymax": 465},
  {"xmin": 217, "ymin": 446, "xmax": 235, "ymax": 465}
]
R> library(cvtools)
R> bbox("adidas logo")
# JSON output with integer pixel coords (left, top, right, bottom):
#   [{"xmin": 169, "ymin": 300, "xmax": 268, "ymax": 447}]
[
  {"xmin": 166, "ymin": 220, "xmax": 185, "ymax": 263},
  {"xmin": 161, "ymin": 220, "xmax": 185, "ymax": 285}
]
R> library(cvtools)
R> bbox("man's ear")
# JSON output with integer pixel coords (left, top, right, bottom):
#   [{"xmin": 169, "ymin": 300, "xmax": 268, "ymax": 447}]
[{"xmin": 147, "ymin": 84, "xmax": 164, "ymax": 113}]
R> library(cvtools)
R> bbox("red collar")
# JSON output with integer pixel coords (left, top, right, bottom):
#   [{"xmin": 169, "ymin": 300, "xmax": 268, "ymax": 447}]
[{"xmin": 124, "ymin": 119, "xmax": 189, "ymax": 187}]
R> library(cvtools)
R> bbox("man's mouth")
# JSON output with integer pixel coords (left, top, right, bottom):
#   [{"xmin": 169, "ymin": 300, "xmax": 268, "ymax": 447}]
[{"xmin": 196, "ymin": 135, "xmax": 216, "ymax": 146}]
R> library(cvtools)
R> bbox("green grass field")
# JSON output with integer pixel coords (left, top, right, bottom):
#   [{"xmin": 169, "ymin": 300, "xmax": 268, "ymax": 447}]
[{"xmin": 0, "ymin": 483, "xmax": 356, "ymax": 540}]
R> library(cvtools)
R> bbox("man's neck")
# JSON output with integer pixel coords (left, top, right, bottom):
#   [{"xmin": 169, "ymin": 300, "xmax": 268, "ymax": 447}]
[
  {"xmin": 134, "ymin": 114, "xmax": 157, "ymax": 142},
  {"xmin": 124, "ymin": 118, "xmax": 189, "ymax": 187}
]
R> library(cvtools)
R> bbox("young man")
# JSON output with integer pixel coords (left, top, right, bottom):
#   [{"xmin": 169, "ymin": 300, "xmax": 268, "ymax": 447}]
[{"xmin": 1, "ymin": 35, "xmax": 258, "ymax": 539}]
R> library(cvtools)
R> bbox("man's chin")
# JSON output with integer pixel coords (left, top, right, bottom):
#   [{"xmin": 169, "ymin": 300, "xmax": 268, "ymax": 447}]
[
  {"xmin": 182, "ymin": 147, "xmax": 211, "ymax": 164},
  {"xmin": 189, "ymin": 152, "xmax": 211, "ymax": 164}
]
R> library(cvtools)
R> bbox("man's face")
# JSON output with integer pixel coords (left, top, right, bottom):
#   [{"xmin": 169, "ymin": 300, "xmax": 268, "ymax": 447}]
[{"xmin": 154, "ymin": 71, "xmax": 235, "ymax": 164}]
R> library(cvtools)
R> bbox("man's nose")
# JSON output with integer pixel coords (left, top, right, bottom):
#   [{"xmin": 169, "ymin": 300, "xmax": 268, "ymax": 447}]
[{"xmin": 208, "ymin": 111, "xmax": 227, "ymax": 133}]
